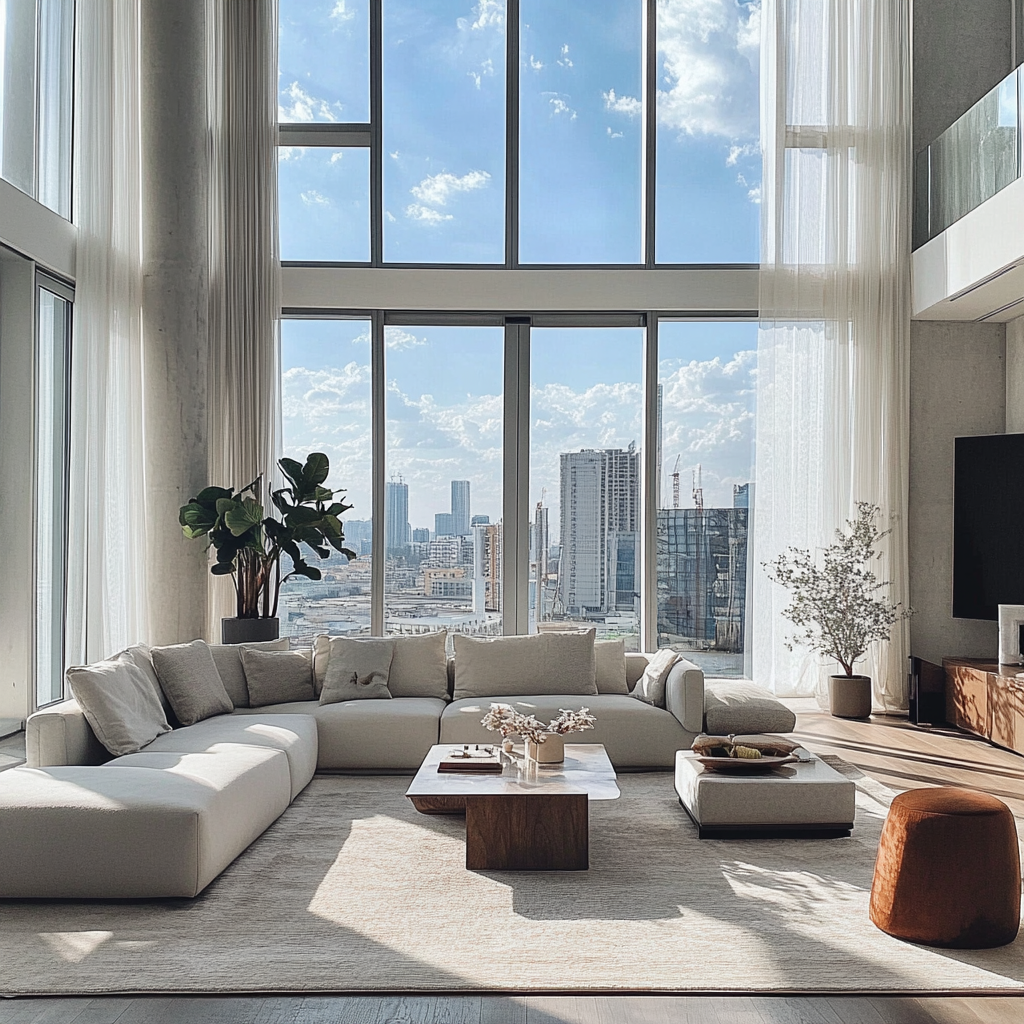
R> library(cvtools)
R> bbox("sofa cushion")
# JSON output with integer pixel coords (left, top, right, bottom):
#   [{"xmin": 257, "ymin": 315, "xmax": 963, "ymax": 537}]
[
  {"xmin": 452, "ymin": 630, "xmax": 598, "ymax": 700},
  {"xmin": 65, "ymin": 652, "xmax": 171, "ymax": 756},
  {"xmin": 25, "ymin": 698, "xmax": 110, "ymax": 767},
  {"xmin": 441, "ymin": 694, "xmax": 691, "ymax": 769},
  {"xmin": 236, "ymin": 697, "xmax": 446, "ymax": 771},
  {"xmin": 241, "ymin": 648, "xmax": 315, "ymax": 708},
  {"xmin": 0, "ymin": 746, "xmax": 291, "ymax": 898},
  {"xmin": 389, "ymin": 631, "xmax": 449, "ymax": 700},
  {"xmin": 142, "ymin": 712, "xmax": 318, "ymax": 799},
  {"xmin": 704, "ymin": 680, "xmax": 797, "ymax": 735},
  {"xmin": 210, "ymin": 638, "xmax": 290, "ymax": 707},
  {"xmin": 151, "ymin": 639, "xmax": 234, "ymax": 726},
  {"xmin": 595, "ymin": 639, "xmax": 629, "ymax": 694},
  {"xmin": 631, "ymin": 648, "xmax": 679, "ymax": 708},
  {"xmin": 320, "ymin": 636, "xmax": 395, "ymax": 703}
]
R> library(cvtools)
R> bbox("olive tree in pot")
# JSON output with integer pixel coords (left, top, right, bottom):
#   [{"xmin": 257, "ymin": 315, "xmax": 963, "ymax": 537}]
[
  {"xmin": 179, "ymin": 452, "xmax": 356, "ymax": 643},
  {"xmin": 764, "ymin": 502, "xmax": 910, "ymax": 718}
]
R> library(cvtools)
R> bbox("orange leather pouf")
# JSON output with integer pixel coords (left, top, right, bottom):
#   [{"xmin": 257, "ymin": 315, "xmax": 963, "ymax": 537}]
[{"xmin": 869, "ymin": 787, "xmax": 1021, "ymax": 948}]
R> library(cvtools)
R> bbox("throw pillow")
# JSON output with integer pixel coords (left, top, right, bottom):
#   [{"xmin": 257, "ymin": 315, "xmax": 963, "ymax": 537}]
[
  {"xmin": 150, "ymin": 639, "xmax": 234, "ymax": 727},
  {"xmin": 452, "ymin": 630, "xmax": 598, "ymax": 700},
  {"xmin": 240, "ymin": 648, "xmax": 315, "ymax": 707},
  {"xmin": 389, "ymin": 631, "xmax": 449, "ymax": 699},
  {"xmin": 630, "ymin": 648, "xmax": 679, "ymax": 707},
  {"xmin": 319, "ymin": 637, "xmax": 396, "ymax": 704},
  {"xmin": 704, "ymin": 680, "xmax": 798, "ymax": 735},
  {"xmin": 595, "ymin": 639, "xmax": 629, "ymax": 694},
  {"xmin": 209, "ymin": 638, "xmax": 290, "ymax": 707},
  {"xmin": 66, "ymin": 652, "xmax": 171, "ymax": 756}
]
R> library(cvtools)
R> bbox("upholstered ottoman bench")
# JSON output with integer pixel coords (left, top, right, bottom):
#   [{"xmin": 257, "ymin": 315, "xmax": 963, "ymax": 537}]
[{"xmin": 674, "ymin": 748, "xmax": 856, "ymax": 838}]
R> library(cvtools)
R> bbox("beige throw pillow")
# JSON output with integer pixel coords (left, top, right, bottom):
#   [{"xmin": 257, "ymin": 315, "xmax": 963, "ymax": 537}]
[
  {"xmin": 241, "ymin": 648, "xmax": 316, "ymax": 707},
  {"xmin": 66, "ymin": 652, "xmax": 171, "ymax": 756},
  {"xmin": 630, "ymin": 648, "xmax": 679, "ymax": 707},
  {"xmin": 319, "ymin": 637, "xmax": 396, "ymax": 704},
  {"xmin": 389, "ymin": 631, "xmax": 449, "ymax": 699},
  {"xmin": 151, "ymin": 639, "xmax": 234, "ymax": 726},
  {"xmin": 595, "ymin": 639, "xmax": 629, "ymax": 694},
  {"xmin": 209, "ymin": 638, "xmax": 290, "ymax": 707},
  {"xmin": 452, "ymin": 630, "xmax": 597, "ymax": 700}
]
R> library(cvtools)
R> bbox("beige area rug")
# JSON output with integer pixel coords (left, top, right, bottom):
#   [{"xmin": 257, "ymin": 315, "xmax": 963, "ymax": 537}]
[{"xmin": 2, "ymin": 763, "xmax": 1024, "ymax": 996}]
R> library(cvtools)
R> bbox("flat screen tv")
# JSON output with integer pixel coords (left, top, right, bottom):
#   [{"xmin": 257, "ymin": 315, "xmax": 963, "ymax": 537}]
[{"xmin": 953, "ymin": 433, "xmax": 1024, "ymax": 620}]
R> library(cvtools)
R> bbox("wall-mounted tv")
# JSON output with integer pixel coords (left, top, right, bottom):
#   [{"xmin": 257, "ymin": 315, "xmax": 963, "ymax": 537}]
[{"xmin": 953, "ymin": 433, "xmax": 1024, "ymax": 620}]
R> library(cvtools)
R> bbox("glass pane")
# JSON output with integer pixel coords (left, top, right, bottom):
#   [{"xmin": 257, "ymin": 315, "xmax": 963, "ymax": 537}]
[
  {"xmin": 655, "ymin": 0, "xmax": 760, "ymax": 263},
  {"xmin": 519, "ymin": 0, "xmax": 642, "ymax": 264},
  {"xmin": 35, "ymin": 288, "xmax": 69, "ymax": 708},
  {"xmin": 383, "ymin": 0, "xmax": 506, "ymax": 263},
  {"xmin": 279, "ymin": 0, "xmax": 369, "ymax": 123},
  {"xmin": 385, "ymin": 326, "xmax": 503, "ymax": 635},
  {"xmin": 530, "ymin": 328, "xmax": 642, "ymax": 647},
  {"xmin": 0, "ymin": 0, "xmax": 38, "ymax": 195},
  {"xmin": 36, "ymin": 0, "xmax": 73, "ymax": 217},
  {"xmin": 656, "ymin": 321, "xmax": 756, "ymax": 677},
  {"xmin": 279, "ymin": 147, "xmax": 370, "ymax": 261},
  {"xmin": 279, "ymin": 319, "xmax": 373, "ymax": 643}
]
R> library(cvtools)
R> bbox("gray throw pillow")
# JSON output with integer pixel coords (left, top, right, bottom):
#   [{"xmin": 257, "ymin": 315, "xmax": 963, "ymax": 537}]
[
  {"xmin": 630, "ymin": 648, "xmax": 679, "ymax": 707},
  {"xmin": 452, "ymin": 630, "xmax": 598, "ymax": 700},
  {"xmin": 240, "ymin": 648, "xmax": 315, "ymax": 707},
  {"xmin": 150, "ymin": 639, "xmax": 233, "ymax": 727},
  {"xmin": 320, "ymin": 637, "xmax": 396, "ymax": 704},
  {"xmin": 389, "ymin": 631, "xmax": 449, "ymax": 699},
  {"xmin": 66, "ymin": 652, "xmax": 171, "ymax": 756},
  {"xmin": 704, "ymin": 680, "xmax": 797, "ymax": 734},
  {"xmin": 209, "ymin": 638, "xmax": 290, "ymax": 707},
  {"xmin": 595, "ymin": 639, "xmax": 629, "ymax": 694}
]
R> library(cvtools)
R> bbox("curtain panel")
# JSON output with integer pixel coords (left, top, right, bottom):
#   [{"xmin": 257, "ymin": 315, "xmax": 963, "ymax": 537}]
[
  {"xmin": 753, "ymin": 0, "xmax": 912, "ymax": 708},
  {"xmin": 66, "ymin": 0, "xmax": 149, "ymax": 665},
  {"xmin": 206, "ymin": 0, "xmax": 282, "ymax": 637}
]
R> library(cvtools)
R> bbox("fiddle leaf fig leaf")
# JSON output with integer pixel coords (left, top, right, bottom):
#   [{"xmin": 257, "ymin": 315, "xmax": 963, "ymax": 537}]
[
  {"xmin": 302, "ymin": 452, "xmax": 330, "ymax": 488},
  {"xmin": 224, "ymin": 497, "xmax": 264, "ymax": 537},
  {"xmin": 278, "ymin": 458, "xmax": 304, "ymax": 488}
]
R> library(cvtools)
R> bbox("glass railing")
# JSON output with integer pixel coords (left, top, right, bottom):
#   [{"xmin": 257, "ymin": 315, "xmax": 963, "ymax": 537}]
[{"xmin": 914, "ymin": 69, "xmax": 1021, "ymax": 249}]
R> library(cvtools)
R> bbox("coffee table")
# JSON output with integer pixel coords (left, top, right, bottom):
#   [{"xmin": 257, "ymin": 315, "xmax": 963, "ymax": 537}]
[
  {"xmin": 674, "ymin": 747, "xmax": 856, "ymax": 839},
  {"xmin": 406, "ymin": 743, "xmax": 619, "ymax": 870}
]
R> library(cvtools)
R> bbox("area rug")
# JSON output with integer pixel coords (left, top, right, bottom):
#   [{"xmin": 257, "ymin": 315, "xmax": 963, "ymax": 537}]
[{"xmin": 1, "ymin": 764, "xmax": 1023, "ymax": 996}]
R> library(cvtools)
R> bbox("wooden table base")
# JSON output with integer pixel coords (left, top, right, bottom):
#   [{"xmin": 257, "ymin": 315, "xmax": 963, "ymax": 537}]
[{"xmin": 464, "ymin": 793, "xmax": 588, "ymax": 871}]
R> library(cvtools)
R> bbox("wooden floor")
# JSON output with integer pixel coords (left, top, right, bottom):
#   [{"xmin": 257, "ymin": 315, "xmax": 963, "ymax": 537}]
[{"xmin": 3, "ymin": 706, "xmax": 1024, "ymax": 1023}]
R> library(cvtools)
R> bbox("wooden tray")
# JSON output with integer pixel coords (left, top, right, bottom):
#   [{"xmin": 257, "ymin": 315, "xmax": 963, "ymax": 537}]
[{"xmin": 694, "ymin": 753, "xmax": 800, "ymax": 774}]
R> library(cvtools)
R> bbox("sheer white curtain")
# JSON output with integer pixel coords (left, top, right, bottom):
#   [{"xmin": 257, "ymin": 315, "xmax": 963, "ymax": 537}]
[
  {"xmin": 65, "ymin": 0, "xmax": 149, "ymax": 664},
  {"xmin": 752, "ymin": 0, "xmax": 912, "ymax": 708},
  {"xmin": 206, "ymin": 0, "xmax": 281, "ymax": 636}
]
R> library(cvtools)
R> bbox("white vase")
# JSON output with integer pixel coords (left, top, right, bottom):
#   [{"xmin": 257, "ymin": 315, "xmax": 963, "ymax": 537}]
[{"xmin": 525, "ymin": 732, "xmax": 565, "ymax": 763}]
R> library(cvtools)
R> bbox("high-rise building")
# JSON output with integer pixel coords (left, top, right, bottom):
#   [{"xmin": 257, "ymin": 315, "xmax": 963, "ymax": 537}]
[
  {"xmin": 473, "ymin": 523, "xmax": 502, "ymax": 613},
  {"xmin": 434, "ymin": 512, "xmax": 455, "ymax": 537},
  {"xmin": 471, "ymin": 514, "xmax": 490, "ymax": 526},
  {"xmin": 555, "ymin": 446, "xmax": 640, "ymax": 618},
  {"xmin": 733, "ymin": 483, "xmax": 749, "ymax": 509},
  {"xmin": 451, "ymin": 480, "xmax": 471, "ymax": 536},
  {"xmin": 385, "ymin": 478, "xmax": 410, "ymax": 553},
  {"xmin": 411, "ymin": 527, "xmax": 430, "ymax": 544}
]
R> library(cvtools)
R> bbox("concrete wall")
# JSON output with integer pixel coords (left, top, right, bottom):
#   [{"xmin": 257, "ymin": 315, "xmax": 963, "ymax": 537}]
[
  {"xmin": 913, "ymin": 0, "xmax": 1013, "ymax": 154},
  {"xmin": 909, "ymin": 322, "xmax": 1005, "ymax": 664},
  {"xmin": 1007, "ymin": 313, "xmax": 1024, "ymax": 431}
]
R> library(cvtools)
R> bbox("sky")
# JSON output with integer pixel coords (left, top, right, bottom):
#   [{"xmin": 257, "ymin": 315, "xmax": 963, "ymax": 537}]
[{"xmin": 277, "ymin": 0, "xmax": 760, "ymax": 542}]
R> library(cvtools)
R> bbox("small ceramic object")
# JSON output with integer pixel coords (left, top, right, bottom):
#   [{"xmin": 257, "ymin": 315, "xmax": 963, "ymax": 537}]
[{"xmin": 525, "ymin": 732, "xmax": 565, "ymax": 763}]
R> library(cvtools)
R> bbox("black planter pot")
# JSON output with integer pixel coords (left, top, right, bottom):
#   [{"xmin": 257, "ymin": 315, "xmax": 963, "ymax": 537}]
[{"xmin": 221, "ymin": 617, "xmax": 280, "ymax": 644}]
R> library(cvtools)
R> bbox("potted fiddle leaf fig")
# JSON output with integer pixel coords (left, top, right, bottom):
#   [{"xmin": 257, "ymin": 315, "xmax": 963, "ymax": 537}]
[
  {"xmin": 764, "ymin": 502, "xmax": 911, "ymax": 718},
  {"xmin": 179, "ymin": 452, "xmax": 356, "ymax": 643}
]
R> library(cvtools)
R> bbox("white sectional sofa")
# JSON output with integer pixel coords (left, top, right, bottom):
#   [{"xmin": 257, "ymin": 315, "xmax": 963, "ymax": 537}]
[{"xmin": 0, "ymin": 633, "xmax": 793, "ymax": 899}]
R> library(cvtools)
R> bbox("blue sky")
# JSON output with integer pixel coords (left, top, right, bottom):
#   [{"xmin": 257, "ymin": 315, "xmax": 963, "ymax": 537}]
[{"xmin": 278, "ymin": 1, "xmax": 760, "ymax": 540}]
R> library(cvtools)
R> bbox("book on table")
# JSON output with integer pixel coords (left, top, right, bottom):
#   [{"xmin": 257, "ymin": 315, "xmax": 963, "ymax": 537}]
[{"xmin": 438, "ymin": 745, "xmax": 503, "ymax": 774}]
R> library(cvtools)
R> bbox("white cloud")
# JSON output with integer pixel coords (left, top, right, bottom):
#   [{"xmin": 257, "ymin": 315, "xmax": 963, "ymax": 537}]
[
  {"xmin": 746, "ymin": 185, "xmax": 761, "ymax": 204},
  {"xmin": 557, "ymin": 44, "xmax": 573, "ymax": 68},
  {"xmin": 384, "ymin": 328, "xmax": 427, "ymax": 350},
  {"xmin": 301, "ymin": 190, "xmax": 330, "ymax": 206},
  {"xmin": 330, "ymin": 152, "xmax": 344, "ymax": 163},
  {"xmin": 462, "ymin": 0, "xmax": 504, "ymax": 32},
  {"xmin": 469, "ymin": 71, "xmax": 482, "ymax": 88},
  {"xmin": 405, "ymin": 204, "xmax": 454, "ymax": 224},
  {"xmin": 657, "ymin": 0, "xmax": 761, "ymax": 140},
  {"xmin": 529, "ymin": 54, "xmax": 544, "ymax": 71},
  {"xmin": 389, "ymin": 150, "xmax": 400, "ymax": 160},
  {"xmin": 410, "ymin": 169, "xmax": 491, "ymax": 207},
  {"xmin": 278, "ymin": 145, "xmax": 301, "ymax": 162},
  {"xmin": 549, "ymin": 97, "xmax": 577, "ymax": 120},
  {"xmin": 329, "ymin": 1, "xmax": 354, "ymax": 25},
  {"xmin": 603, "ymin": 88, "xmax": 642, "ymax": 118},
  {"xmin": 279, "ymin": 81, "xmax": 343, "ymax": 122},
  {"xmin": 607, "ymin": 127, "xmax": 624, "ymax": 139},
  {"xmin": 481, "ymin": 58, "xmax": 495, "ymax": 76},
  {"xmin": 726, "ymin": 142, "xmax": 759, "ymax": 165}
]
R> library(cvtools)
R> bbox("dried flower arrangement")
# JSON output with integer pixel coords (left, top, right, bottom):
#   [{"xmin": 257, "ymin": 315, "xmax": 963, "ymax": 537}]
[{"xmin": 480, "ymin": 703, "xmax": 596, "ymax": 745}]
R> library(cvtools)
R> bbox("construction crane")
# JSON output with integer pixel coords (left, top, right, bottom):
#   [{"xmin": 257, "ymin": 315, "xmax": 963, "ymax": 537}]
[
  {"xmin": 672, "ymin": 456, "xmax": 681, "ymax": 509},
  {"xmin": 692, "ymin": 464, "xmax": 704, "ymax": 513}
]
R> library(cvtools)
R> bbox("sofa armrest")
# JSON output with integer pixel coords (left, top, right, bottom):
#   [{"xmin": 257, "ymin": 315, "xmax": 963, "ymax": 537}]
[
  {"xmin": 665, "ymin": 658, "xmax": 704, "ymax": 733},
  {"xmin": 26, "ymin": 699, "xmax": 109, "ymax": 768}
]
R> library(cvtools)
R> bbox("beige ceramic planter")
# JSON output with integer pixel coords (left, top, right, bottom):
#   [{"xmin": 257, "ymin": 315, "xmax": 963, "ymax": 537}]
[
  {"xmin": 525, "ymin": 733, "xmax": 565, "ymax": 763},
  {"xmin": 829, "ymin": 674, "xmax": 872, "ymax": 718}
]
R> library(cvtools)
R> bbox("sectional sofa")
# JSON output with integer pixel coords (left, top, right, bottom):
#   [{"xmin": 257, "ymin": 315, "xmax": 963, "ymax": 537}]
[{"xmin": 0, "ymin": 631, "xmax": 795, "ymax": 898}]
